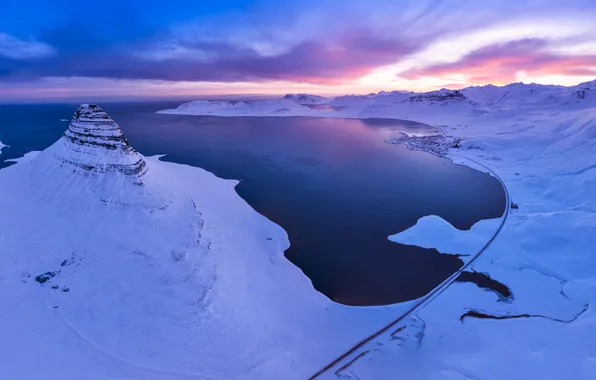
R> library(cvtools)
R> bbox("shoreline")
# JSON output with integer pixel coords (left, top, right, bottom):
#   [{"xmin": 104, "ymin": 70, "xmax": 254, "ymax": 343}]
[{"xmin": 309, "ymin": 132, "xmax": 512, "ymax": 378}]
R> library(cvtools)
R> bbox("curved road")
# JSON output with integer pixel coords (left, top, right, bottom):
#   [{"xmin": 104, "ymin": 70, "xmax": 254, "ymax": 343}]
[{"xmin": 309, "ymin": 154, "xmax": 511, "ymax": 379}]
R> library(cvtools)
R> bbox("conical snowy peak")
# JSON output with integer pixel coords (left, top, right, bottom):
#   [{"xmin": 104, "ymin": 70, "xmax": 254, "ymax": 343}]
[{"xmin": 52, "ymin": 104, "xmax": 147, "ymax": 181}]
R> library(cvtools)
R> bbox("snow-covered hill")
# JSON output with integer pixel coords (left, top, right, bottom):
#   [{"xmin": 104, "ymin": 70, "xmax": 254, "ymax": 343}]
[{"xmin": 445, "ymin": 81, "xmax": 596, "ymax": 110}]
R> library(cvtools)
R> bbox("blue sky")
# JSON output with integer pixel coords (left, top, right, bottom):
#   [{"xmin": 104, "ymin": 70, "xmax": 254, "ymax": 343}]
[
  {"xmin": 1, "ymin": 0, "xmax": 596, "ymax": 101},
  {"xmin": 2, "ymin": 0, "xmax": 253, "ymax": 35}
]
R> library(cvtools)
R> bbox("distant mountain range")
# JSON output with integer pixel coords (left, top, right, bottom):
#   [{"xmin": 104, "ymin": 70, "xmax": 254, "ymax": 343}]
[
  {"xmin": 329, "ymin": 80, "xmax": 596, "ymax": 109},
  {"xmin": 159, "ymin": 80, "xmax": 596, "ymax": 118}
]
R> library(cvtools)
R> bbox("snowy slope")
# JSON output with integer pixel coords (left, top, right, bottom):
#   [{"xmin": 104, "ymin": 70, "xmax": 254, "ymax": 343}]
[
  {"xmin": 0, "ymin": 105, "xmax": 425, "ymax": 380},
  {"xmin": 459, "ymin": 82, "xmax": 562, "ymax": 109}
]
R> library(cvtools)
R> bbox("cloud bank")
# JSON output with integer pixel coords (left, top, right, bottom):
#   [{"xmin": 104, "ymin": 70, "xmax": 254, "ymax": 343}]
[{"xmin": 1, "ymin": 0, "xmax": 595, "ymax": 99}]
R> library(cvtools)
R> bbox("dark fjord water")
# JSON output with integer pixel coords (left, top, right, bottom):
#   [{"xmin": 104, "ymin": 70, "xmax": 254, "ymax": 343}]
[{"xmin": 0, "ymin": 102, "xmax": 506, "ymax": 306}]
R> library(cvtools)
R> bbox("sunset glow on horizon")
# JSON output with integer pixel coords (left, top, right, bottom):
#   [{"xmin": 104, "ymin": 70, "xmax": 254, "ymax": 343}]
[{"xmin": 1, "ymin": 0, "xmax": 596, "ymax": 102}]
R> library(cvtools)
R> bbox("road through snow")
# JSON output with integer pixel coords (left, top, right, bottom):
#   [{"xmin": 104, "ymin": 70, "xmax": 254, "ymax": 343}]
[{"xmin": 310, "ymin": 154, "xmax": 511, "ymax": 379}]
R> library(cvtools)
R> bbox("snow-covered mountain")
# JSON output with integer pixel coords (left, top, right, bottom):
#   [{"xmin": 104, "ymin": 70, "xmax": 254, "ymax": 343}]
[
  {"xmin": 425, "ymin": 81, "xmax": 596, "ymax": 110},
  {"xmin": 43, "ymin": 104, "xmax": 147, "ymax": 182},
  {"xmin": 458, "ymin": 82, "xmax": 564, "ymax": 109},
  {"xmin": 158, "ymin": 98, "xmax": 314, "ymax": 117},
  {"xmin": 283, "ymin": 93, "xmax": 331, "ymax": 105},
  {"xmin": 162, "ymin": 81, "xmax": 596, "ymax": 120},
  {"xmin": 0, "ymin": 104, "xmax": 404, "ymax": 379}
]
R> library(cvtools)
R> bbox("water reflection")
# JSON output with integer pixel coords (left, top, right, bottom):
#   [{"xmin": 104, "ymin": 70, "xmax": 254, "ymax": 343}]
[
  {"xmin": 115, "ymin": 112, "xmax": 505, "ymax": 306},
  {"xmin": 1, "ymin": 103, "xmax": 505, "ymax": 306}
]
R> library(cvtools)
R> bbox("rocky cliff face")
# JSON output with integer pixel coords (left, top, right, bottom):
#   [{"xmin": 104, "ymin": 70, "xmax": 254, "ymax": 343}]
[
  {"xmin": 53, "ymin": 104, "xmax": 147, "ymax": 183},
  {"xmin": 407, "ymin": 89, "xmax": 471, "ymax": 106}
]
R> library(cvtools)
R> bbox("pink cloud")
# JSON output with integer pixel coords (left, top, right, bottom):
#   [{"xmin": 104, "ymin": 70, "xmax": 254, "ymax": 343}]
[{"xmin": 401, "ymin": 39, "xmax": 596, "ymax": 83}]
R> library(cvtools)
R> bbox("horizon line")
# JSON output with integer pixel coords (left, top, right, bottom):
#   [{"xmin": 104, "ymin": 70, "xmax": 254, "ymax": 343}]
[{"xmin": 1, "ymin": 77, "xmax": 594, "ymax": 105}]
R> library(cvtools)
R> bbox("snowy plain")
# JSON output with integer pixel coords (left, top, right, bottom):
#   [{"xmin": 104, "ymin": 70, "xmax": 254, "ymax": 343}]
[{"xmin": 160, "ymin": 81, "xmax": 596, "ymax": 380}]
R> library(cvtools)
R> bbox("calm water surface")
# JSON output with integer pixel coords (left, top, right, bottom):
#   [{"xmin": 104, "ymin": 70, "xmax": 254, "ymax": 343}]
[{"xmin": 0, "ymin": 102, "xmax": 505, "ymax": 306}]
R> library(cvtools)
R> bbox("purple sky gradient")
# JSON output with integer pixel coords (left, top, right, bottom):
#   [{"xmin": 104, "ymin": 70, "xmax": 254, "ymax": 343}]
[
  {"xmin": 400, "ymin": 39, "xmax": 596, "ymax": 83},
  {"xmin": 1, "ymin": 0, "xmax": 596, "ymax": 101}
]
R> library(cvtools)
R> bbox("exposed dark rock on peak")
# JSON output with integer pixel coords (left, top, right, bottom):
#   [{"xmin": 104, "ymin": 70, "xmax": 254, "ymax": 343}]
[
  {"xmin": 572, "ymin": 88, "xmax": 591, "ymax": 100},
  {"xmin": 52, "ymin": 104, "xmax": 147, "ymax": 182},
  {"xmin": 408, "ymin": 90, "xmax": 468, "ymax": 104},
  {"xmin": 66, "ymin": 104, "xmax": 134, "ymax": 151},
  {"xmin": 73, "ymin": 104, "xmax": 111, "ymax": 120}
]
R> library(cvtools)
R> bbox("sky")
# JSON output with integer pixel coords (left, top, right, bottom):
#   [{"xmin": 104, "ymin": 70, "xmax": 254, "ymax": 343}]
[{"xmin": 1, "ymin": 0, "xmax": 596, "ymax": 102}]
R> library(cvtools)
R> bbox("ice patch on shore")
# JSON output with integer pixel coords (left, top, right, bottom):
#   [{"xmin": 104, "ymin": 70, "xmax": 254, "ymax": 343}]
[{"xmin": 390, "ymin": 215, "xmax": 502, "ymax": 256}]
